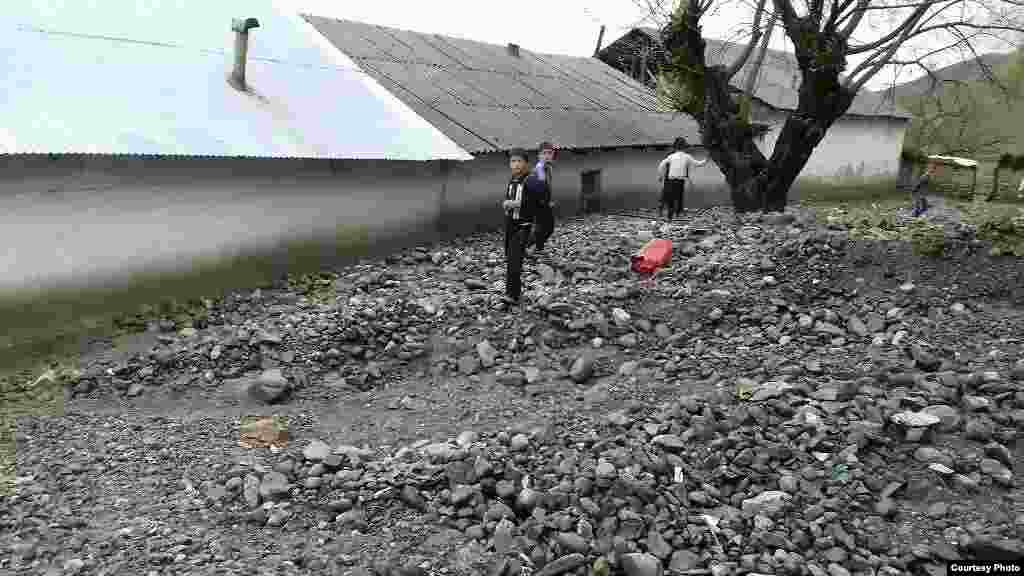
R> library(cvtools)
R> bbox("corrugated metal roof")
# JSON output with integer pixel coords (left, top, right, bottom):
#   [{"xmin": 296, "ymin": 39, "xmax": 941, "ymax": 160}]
[
  {"xmin": 303, "ymin": 16, "xmax": 702, "ymax": 154},
  {"xmin": 0, "ymin": 0, "xmax": 473, "ymax": 160},
  {"xmin": 604, "ymin": 28, "xmax": 912, "ymax": 120}
]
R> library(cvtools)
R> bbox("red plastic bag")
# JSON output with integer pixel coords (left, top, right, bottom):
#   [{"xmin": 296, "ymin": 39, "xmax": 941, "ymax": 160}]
[{"xmin": 631, "ymin": 239, "xmax": 673, "ymax": 275}]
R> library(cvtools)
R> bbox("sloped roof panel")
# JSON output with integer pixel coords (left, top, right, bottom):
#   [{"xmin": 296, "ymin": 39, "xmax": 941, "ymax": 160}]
[
  {"xmin": 546, "ymin": 54, "xmax": 661, "ymax": 110},
  {"xmin": 432, "ymin": 35, "xmax": 540, "ymax": 76},
  {"xmin": 304, "ymin": 16, "xmax": 703, "ymax": 153},
  {"xmin": 447, "ymin": 70, "xmax": 539, "ymax": 108},
  {"xmin": 380, "ymin": 28, "xmax": 462, "ymax": 67},
  {"xmin": 300, "ymin": 16, "xmax": 382, "ymax": 61},
  {"xmin": 370, "ymin": 60, "xmax": 455, "ymax": 105},
  {"xmin": 514, "ymin": 75, "xmax": 598, "ymax": 109},
  {"xmin": 421, "ymin": 67, "xmax": 494, "ymax": 107},
  {"xmin": 420, "ymin": 35, "xmax": 494, "ymax": 71},
  {"xmin": 360, "ymin": 69, "xmax": 495, "ymax": 152}
]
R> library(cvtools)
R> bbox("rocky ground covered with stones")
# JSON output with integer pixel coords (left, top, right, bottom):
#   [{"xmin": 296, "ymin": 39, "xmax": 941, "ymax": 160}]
[{"xmin": 3, "ymin": 207, "xmax": 1023, "ymax": 576}]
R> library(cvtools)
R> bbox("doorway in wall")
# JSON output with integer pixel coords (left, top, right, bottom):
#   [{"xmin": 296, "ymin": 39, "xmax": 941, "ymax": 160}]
[{"xmin": 580, "ymin": 170, "xmax": 602, "ymax": 214}]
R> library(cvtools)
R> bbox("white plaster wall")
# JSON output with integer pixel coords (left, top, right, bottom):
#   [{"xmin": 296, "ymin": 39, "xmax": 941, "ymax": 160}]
[
  {"xmin": 462, "ymin": 148, "xmax": 730, "ymax": 215},
  {"xmin": 0, "ymin": 148, "xmax": 732, "ymax": 292},
  {"xmin": 753, "ymin": 110, "xmax": 908, "ymax": 179},
  {"xmin": 0, "ymin": 155, "xmax": 443, "ymax": 292},
  {"xmin": 595, "ymin": 148, "xmax": 729, "ymax": 210}
]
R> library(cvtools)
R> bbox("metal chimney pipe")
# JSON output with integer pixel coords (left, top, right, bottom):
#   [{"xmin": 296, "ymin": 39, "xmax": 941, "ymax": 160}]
[
  {"xmin": 230, "ymin": 17, "xmax": 260, "ymax": 90},
  {"xmin": 507, "ymin": 43, "xmax": 520, "ymax": 58}
]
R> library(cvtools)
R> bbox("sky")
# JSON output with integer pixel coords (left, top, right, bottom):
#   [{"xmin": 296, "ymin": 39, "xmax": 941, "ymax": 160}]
[
  {"xmin": 287, "ymin": 0, "xmax": 1017, "ymax": 90},
  {"xmin": 290, "ymin": 0, "xmax": 780, "ymax": 60}
]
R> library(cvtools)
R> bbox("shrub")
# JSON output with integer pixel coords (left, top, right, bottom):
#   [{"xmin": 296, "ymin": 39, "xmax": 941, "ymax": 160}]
[
  {"xmin": 901, "ymin": 147, "xmax": 927, "ymax": 165},
  {"xmin": 973, "ymin": 209, "xmax": 1024, "ymax": 257},
  {"xmin": 907, "ymin": 220, "xmax": 947, "ymax": 257}
]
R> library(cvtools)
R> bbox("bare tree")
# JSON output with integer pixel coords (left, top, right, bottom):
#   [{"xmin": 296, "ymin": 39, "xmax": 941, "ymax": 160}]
[{"xmin": 648, "ymin": 0, "xmax": 1023, "ymax": 212}]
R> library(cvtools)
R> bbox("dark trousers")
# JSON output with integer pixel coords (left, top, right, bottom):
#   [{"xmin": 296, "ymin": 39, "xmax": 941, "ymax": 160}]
[
  {"xmin": 533, "ymin": 205, "xmax": 554, "ymax": 251},
  {"xmin": 504, "ymin": 216, "xmax": 531, "ymax": 301},
  {"xmin": 911, "ymin": 191, "xmax": 929, "ymax": 216},
  {"xmin": 662, "ymin": 179, "xmax": 686, "ymax": 220}
]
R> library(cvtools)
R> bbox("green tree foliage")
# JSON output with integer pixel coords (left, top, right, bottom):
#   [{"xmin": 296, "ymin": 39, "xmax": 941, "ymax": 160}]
[
  {"xmin": 900, "ymin": 49, "xmax": 1024, "ymax": 160},
  {"xmin": 901, "ymin": 81, "xmax": 1016, "ymax": 158}
]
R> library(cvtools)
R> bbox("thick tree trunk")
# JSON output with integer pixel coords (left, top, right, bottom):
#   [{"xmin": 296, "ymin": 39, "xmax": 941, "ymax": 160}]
[
  {"xmin": 700, "ymin": 69, "xmax": 770, "ymax": 212},
  {"xmin": 694, "ymin": 62, "xmax": 854, "ymax": 213},
  {"xmin": 661, "ymin": 8, "xmax": 855, "ymax": 213},
  {"xmin": 761, "ymin": 70, "xmax": 855, "ymax": 210},
  {"xmin": 699, "ymin": 81, "xmax": 852, "ymax": 212}
]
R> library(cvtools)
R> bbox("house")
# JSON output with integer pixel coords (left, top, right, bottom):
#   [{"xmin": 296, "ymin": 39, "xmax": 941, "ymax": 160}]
[
  {"xmin": 1, "ymin": 1, "xmax": 727, "ymax": 292},
  {"xmin": 597, "ymin": 28, "xmax": 913, "ymax": 184},
  {"xmin": 299, "ymin": 15, "xmax": 730, "ymax": 213},
  {"xmin": 0, "ymin": 0, "xmax": 475, "ymax": 291}
]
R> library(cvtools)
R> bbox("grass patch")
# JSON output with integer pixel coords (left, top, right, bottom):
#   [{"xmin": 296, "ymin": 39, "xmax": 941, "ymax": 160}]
[
  {"xmin": 792, "ymin": 177, "xmax": 906, "ymax": 205},
  {"xmin": 0, "ymin": 226, "xmax": 371, "ymax": 373},
  {"xmin": 0, "ymin": 226, "xmax": 372, "ymax": 497},
  {"xmin": 800, "ymin": 194, "xmax": 1024, "ymax": 258},
  {"xmin": 0, "ymin": 364, "xmax": 74, "ymax": 495},
  {"xmin": 959, "ymin": 202, "xmax": 1024, "ymax": 256}
]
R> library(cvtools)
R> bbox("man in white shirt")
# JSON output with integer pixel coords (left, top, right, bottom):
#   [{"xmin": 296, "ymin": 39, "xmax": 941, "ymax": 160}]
[{"xmin": 658, "ymin": 138, "xmax": 708, "ymax": 221}]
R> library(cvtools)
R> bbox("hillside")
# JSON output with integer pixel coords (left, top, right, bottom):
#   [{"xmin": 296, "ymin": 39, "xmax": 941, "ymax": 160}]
[
  {"xmin": 875, "ymin": 49, "xmax": 1023, "ymax": 161},
  {"xmin": 884, "ymin": 51, "xmax": 1015, "ymax": 98}
]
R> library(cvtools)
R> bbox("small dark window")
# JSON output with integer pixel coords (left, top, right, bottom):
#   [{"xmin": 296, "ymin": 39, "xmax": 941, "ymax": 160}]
[{"xmin": 581, "ymin": 170, "xmax": 602, "ymax": 214}]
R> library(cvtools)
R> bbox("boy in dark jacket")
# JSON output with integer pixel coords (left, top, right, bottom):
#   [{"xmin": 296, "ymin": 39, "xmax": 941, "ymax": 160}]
[{"xmin": 503, "ymin": 148, "xmax": 545, "ymax": 305}]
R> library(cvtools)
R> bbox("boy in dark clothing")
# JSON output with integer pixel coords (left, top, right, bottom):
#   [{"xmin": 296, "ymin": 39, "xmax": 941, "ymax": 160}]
[
  {"xmin": 503, "ymin": 148, "xmax": 545, "ymax": 304},
  {"xmin": 530, "ymin": 142, "xmax": 557, "ymax": 254}
]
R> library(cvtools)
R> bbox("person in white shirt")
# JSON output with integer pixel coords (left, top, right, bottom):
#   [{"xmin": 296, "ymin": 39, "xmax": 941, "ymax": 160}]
[{"xmin": 658, "ymin": 138, "xmax": 708, "ymax": 221}]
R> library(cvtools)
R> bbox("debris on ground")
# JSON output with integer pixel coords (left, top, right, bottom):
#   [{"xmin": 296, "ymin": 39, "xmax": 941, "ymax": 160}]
[{"xmin": 4, "ymin": 206, "xmax": 1023, "ymax": 575}]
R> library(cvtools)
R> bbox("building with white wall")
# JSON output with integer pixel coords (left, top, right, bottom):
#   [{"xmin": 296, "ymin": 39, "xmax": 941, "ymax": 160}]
[
  {"xmin": 598, "ymin": 28, "xmax": 913, "ymax": 183},
  {"xmin": 1, "ymin": 1, "xmax": 726, "ymax": 292},
  {"xmin": 300, "ymin": 15, "xmax": 731, "ymax": 215}
]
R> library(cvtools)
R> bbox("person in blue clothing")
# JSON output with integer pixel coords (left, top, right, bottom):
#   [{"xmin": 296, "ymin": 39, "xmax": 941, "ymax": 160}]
[
  {"xmin": 530, "ymin": 141, "xmax": 557, "ymax": 255},
  {"xmin": 502, "ymin": 148, "xmax": 546, "ymax": 305},
  {"xmin": 911, "ymin": 160, "xmax": 938, "ymax": 217}
]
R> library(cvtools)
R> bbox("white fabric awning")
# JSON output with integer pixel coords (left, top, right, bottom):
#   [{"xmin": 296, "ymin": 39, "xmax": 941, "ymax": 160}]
[{"xmin": 927, "ymin": 155, "xmax": 979, "ymax": 169}]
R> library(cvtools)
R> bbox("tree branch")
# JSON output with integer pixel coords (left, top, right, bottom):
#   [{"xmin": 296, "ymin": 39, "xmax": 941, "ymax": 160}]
[
  {"xmin": 824, "ymin": 0, "xmax": 860, "ymax": 33},
  {"xmin": 743, "ymin": 10, "xmax": 779, "ymax": 95},
  {"xmin": 772, "ymin": 0, "xmax": 801, "ymax": 35},
  {"xmin": 726, "ymin": 0, "xmax": 770, "ymax": 80},
  {"xmin": 810, "ymin": 0, "xmax": 826, "ymax": 23},
  {"xmin": 847, "ymin": 0, "xmax": 965, "ymax": 63},
  {"xmin": 844, "ymin": 1, "xmax": 934, "ymax": 51},
  {"xmin": 837, "ymin": 0, "xmax": 874, "ymax": 39},
  {"xmin": 844, "ymin": 6, "xmax": 929, "ymax": 92}
]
